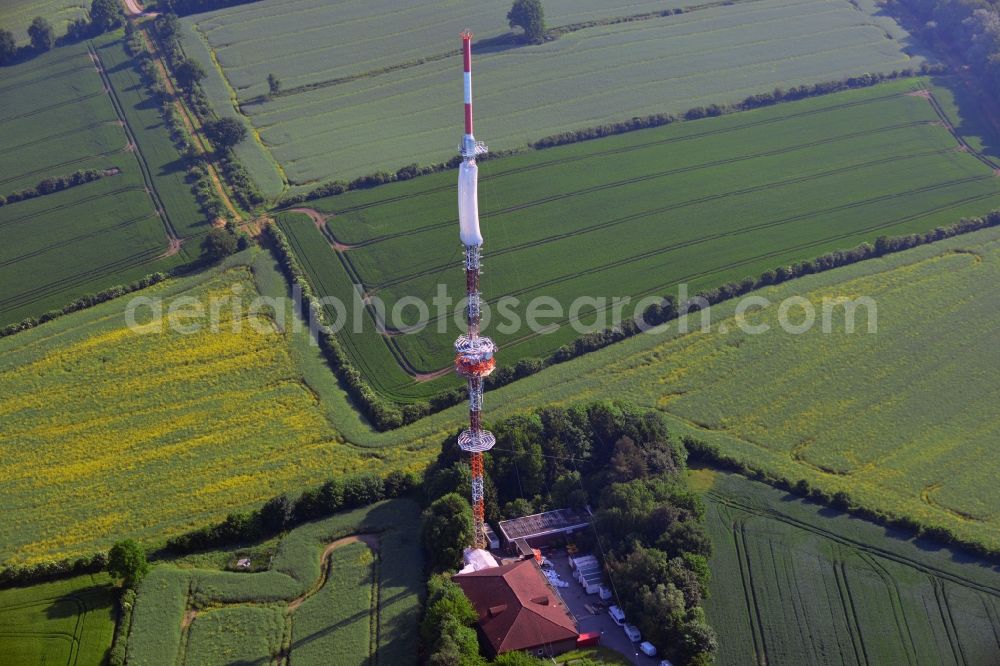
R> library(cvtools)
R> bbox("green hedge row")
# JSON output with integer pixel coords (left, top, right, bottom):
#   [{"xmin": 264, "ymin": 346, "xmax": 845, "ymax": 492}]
[
  {"xmin": 532, "ymin": 66, "xmax": 943, "ymax": 149},
  {"xmin": 0, "ymin": 168, "xmax": 107, "ymax": 207},
  {"xmin": 0, "ymin": 551, "xmax": 108, "ymax": 589},
  {"xmin": 0, "ymin": 271, "xmax": 169, "ymax": 339},
  {"xmin": 264, "ymin": 222, "xmax": 408, "ymax": 430},
  {"xmin": 683, "ymin": 436, "xmax": 1000, "ymax": 562},
  {"xmin": 281, "ymin": 67, "xmax": 943, "ymax": 208},
  {"xmin": 108, "ymin": 588, "xmax": 136, "ymax": 666},
  {"xmin": 124, "ymin": 21, "xmax": 225, "ymax": 221},
  {"xmin": 160, "ymin": 469, "xmax": 418, "ymax": 554}
]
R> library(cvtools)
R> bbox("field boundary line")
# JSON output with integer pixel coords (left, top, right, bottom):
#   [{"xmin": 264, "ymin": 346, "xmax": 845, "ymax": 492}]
[
  {"xmin": 88, "ymin": 41, "xmax": 179, "ymax": 242},
  {"xmin": 322, "ymin": 91, "xmax": 913, "ymax": 221}
]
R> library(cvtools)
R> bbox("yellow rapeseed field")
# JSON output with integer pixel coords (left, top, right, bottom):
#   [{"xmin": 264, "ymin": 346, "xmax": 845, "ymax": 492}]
[{"xmin": 0, "ymin": 260, "xmax": 427, "ymax": 564}]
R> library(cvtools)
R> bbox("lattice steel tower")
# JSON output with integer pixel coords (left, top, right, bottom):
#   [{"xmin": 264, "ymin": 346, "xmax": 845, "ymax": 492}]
[{"xmin": 455, "ymin": 31, "xmax": 495, "ymax": 550}]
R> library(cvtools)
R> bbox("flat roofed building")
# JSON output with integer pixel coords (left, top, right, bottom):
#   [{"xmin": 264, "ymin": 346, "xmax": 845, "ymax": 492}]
[{"xmin": 497, "ymin": 508, "xmax": 591, "ymax": 551}]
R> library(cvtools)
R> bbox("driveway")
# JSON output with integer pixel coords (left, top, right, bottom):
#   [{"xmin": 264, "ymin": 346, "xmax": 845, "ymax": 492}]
[{"xmin": 548, "ymin": 552, "xmax": 660, "ymax": 665}]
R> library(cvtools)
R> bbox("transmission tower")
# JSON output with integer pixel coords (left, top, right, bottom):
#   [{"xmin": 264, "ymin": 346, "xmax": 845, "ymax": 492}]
[{"xmin": 454, "ymin": 31, "xmax": 495, "ymax": 550}]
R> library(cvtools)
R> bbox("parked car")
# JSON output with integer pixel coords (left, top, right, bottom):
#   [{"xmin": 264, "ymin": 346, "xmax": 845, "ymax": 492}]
[
  {"xmin": 640, "ymin": 641, "xmax": 657, "ymax": 657},
  {"xmin": 608, "ymin": 605, "xmax": 626, "ymax": 626},
  {"xmin": 623, "ymin": 623, "xmax": 641, "ymax": 642}
]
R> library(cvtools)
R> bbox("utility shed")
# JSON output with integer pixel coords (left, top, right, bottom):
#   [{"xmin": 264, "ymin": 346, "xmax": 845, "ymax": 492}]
[
  {"xmin": 455, "ymin": 559, "xmax": 579, "ymax": 657},
  {"xmin": 497, "ymin": 508, "xmax": 591, "ymax": 551}
]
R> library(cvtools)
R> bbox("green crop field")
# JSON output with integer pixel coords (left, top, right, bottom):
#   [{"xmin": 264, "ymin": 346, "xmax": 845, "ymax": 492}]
[
  {"xmin": 5, "ymin": 225, "xmax": 1000, "ymax": 563},
  {"xmin": 0, "ymin": 1, "xmax": 87, "ymax": 46},
  {"xmin": 701, "ymin": 470, "xmax": 1000, "ymax": 665},
  {"xmin": 126, "ymin": 499, "xmax": 422, "ymax": 665},
  {"xmin": 276, "ymin": 77, "xmax": 1000, "ymax": 401},
  {"xmin": 0, "ymin": 573, "xmax": 116, "ymax": 664},
  {"xmin": 0, "ymin": 35, "xmax": 206, "ymax": 327},
  {"xmin": 182, "ymin": 0, "xmax": 928, "ymax": 188}
]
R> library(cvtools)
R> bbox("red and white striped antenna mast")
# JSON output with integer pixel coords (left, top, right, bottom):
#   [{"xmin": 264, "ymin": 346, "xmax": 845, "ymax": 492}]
[{"xmin": 455, "ymin": 30, "xmax": 495, "ymax": 550}]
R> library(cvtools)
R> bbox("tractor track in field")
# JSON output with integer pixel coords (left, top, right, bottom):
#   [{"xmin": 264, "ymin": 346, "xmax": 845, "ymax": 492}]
[
  {"xmin": 378, "ymin": 178, "xmax": 996, "ymax": 336},
  {"xmin": 1, "ymin": 122, "xmax": 119, "ymax": 155},
  {"xmin": 0, "ymin": 246, "xmax": 163, "ymax": 312},
  {"xmin": 369, "ymin": 143, "xmax": 954, "ymax": 289},
  {"xmin": 289, "ymin": 208, "xmax": 355, "ymax": 251},
  {"xmin": 0, "ymin": 149, "xmax": 126, "ymax": 188},
  {"xmin": 357, "ymin": 121, "xmax": 945, "ymax": 270},
  {"xmin": 277, "ymin": 218, "xmax": 420, "ymax": 391},
  {"xmin": 857, "ymin": 551, "xmax": 921, "ymax": 665},
  {"xmin": 343, "ymin": 178, "xmax": 998, "ymax": 375},
  {"xmin": 357, "ymin": 177, "xmax": 997, "ymax": 378},
  {"xmin": 921, "ymin": 483, "xmax": 984, "ymax": 523},
  {"xmin": 708, "ymin": 491, "xmax": 1000, "ymax": 598},
  {"xmin": 834, "ymin": 557, "xmax": 869, "ymax": 665},
  {"xmin": 731, "ymin": 513, "xmax": 769, "ymax": 664},
  {"xmin": 0, "ymin": 91, "xmax": 105, "ymax": 124},
  {"xmin": 920, "ymin": 87, "xmax": 1000, "ymax": 172},
  {"xmin": 713, "ymin": 493, "xmax": 1000, "ymax": 666},
  {"xmin": 0, "ymin": 62, "xmax": 94, "ymax": 96},
  {"xmin": 240, "ymin": 0, "xmax": 772, "ymax": 106},
  {"xmin": 89, "ymin": 42, "xmax": 179, "ymax": 243},
  {"xmin": 0, "ymin": 213, "xmax": 150, "ymax": 269},
  {"xmin": 0, "ymin": 186, "xmax": 146, "ymax": 229}
]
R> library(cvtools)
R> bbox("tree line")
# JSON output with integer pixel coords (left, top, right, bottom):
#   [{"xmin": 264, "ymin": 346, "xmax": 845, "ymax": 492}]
[
  {"xmin": 151, "ymin": 14, "xmax": 263, "ymax": 212},
  {"xmin": 421, "ymin": 401, "xmax": 717, "ymax": 665},
  {"xmin": 0, "ymin": 168, "xmax": 109, "ymax": 208},
  {"xmin": 0, "ymin": 0, "xmax": 123, "ymax": 65}
]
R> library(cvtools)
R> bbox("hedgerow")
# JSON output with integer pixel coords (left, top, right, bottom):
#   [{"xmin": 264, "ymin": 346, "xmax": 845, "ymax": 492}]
[
  {"xmin": 161, "ymin": 469, "xmax": 418, "ymax": 555},
  {"xmin": 0, "ymin": 169, "xmax": 108, "ymax": 207},
  {"xmin": 0, "ymin": 272, "xmax": 170, "ymax": 339},
  {"xmin": 282, "ymin": 68, "xmax": 945, "ymax": 206},
  {"xmin": 681, "ymin": 434, "xmax": 1000, "ymax": 563},
  {"xmin": 264, "ymin": 222, "xmax": 408, "ymax": 429}
]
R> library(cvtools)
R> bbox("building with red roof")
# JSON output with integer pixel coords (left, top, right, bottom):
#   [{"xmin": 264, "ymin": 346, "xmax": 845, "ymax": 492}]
[{"xmin": 454, "ymin": 559, "xmax": 580, "ymax": 657}]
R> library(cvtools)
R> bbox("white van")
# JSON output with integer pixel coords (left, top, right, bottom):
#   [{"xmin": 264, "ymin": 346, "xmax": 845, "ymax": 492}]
[
  {"xmin": 608, "ymin": 605, "xmax": 626, "ymax": 626},
  {"xmin": 640, "ymin": 641, "xmax": 657, "ymax": 657},
  {"xmin": 623, "ymin": 623, "xmax": 642, "ymax": 642}
]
